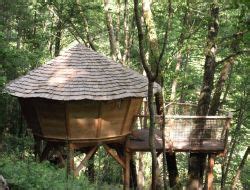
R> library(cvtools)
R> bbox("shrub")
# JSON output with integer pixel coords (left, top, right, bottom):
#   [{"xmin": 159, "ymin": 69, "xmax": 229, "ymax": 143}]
[{"xmin": 0, "ymin": 154, "xmax": 94, "ymax": 190}]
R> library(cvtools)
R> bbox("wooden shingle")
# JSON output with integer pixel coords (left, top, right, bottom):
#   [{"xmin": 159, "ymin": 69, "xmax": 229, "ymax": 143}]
[{"xmin": 6, "ymin": 44, "xmax": 160, "ymax": 100}]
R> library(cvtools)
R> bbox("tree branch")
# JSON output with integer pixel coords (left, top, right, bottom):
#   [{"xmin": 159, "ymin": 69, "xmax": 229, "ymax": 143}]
[
  {"xmin": 48, "ymin": 4, "xmax": 83, "ymax": 44},
  {"xmin": 156, "ymin": 0, "xmax": 173, "ymax": 75},
  {"xmin": 134, "ymin": 0, "xmax": 153, "ymax": 80},
  {"xmin": 216, "ymin": 50, "xmax": 249, "ymax": 65}
]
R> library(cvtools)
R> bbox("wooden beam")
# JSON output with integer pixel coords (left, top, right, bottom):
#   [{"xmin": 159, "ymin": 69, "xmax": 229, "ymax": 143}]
[
  {"xmin": 67, "ymin": 143, "xmax": 75, "ymax": 176},
  {"xmin": 137, "ymin": 114, "xmax": 232, "ymax": 119},
  {"xmin": 206, "ymin": 154, "xmax": 215, "ymax": 190},
  {"xmin": 75, "ymin": 146, "xmax": 98, "ymax": 176},
  {"xmin": 157, "ymin": 151, "xmax": 162, "ymax": 157},
  {"xmin": 103, "ymin": 144, "xmax": 125, "ymax": 169},
  {"xmin": 124, "ymin": 150, "xmax": 131, "ymax": 190}
]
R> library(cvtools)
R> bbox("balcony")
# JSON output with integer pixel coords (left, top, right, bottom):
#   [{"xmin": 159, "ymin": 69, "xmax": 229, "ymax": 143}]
[{"xmin": 127, "ymin": 102, "xmax": 232, "ymax": 153}]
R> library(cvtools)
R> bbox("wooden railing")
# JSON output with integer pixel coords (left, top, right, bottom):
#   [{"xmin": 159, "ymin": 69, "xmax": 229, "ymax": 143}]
[{"xmin": 135, "ymin": 102, "xmax": 232, "ymax": 152}]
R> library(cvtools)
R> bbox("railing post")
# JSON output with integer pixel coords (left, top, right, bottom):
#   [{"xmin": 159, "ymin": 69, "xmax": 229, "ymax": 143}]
[{"xmin": 223, "ymin": 113, "xmax": 232, "ymax": 154}]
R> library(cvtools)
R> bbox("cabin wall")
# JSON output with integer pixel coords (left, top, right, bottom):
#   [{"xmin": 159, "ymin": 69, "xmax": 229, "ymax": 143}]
[
  {"xmin": 33, "ymin": 99, "xmax": 66, "ymax": 139},
  {"xmin": 19, "ymin": 98, "xmax": 142, "ymax": 142},
  {"xmin": 19, "ymin": 98, "xmax": 42, "ymax": 136}
]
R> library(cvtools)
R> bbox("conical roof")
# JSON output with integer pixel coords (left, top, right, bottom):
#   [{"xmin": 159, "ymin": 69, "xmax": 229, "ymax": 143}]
[{"xmin": 6, "ymin": 44, "xmax": 161, "ymax": 101}]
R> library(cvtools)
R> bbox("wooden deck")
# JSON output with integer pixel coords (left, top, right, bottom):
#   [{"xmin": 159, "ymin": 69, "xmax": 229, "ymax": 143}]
[{"xmin": 126, "ymin": 129, "xmax": 225, "ymax": 153}]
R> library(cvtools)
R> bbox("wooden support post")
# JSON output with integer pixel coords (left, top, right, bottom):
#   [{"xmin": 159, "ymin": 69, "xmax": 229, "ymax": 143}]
[
  {"xmin": 223, "ymin": 116, "xmax": 232, "ymax": 155},
  {"xmin": 124, "ymin": 150, "xmax": 131, "ymax": 190},
  {"xmin": 206, "ymin": 154, "xmax": 215, "ymax": 190},
  {"xmin": 157, "ymin": 151, "xmax": 162, "ymax": 157},
  {"xmin": 67, "ymin": 143, "xmax": 75, "ymax": 176},
  {"xmin": 75, "ymin": 146, "xmax": 98, "ymax": 176},
  {"xmin": 103, "ymin": 144, "xmax": 125, "ymax": 169}
]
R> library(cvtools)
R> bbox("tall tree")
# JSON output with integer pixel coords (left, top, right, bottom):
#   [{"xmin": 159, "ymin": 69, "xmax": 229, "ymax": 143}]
[
  {"xmin": 188, "ymin": 1, "xmax": 219, "ymax": 188},
  {"xmin": 104, "ymin": 0, "xmax": 121, "ymax": 61},
  {"xmin": 134, "ymin": 0, "xmax": 160, "ymax": 188}
]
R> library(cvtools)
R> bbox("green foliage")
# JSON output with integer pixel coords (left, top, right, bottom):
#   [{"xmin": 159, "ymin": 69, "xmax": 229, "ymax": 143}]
[
  {"xmin": 94, "ymin": 147, "xmax": 123, "ymax": 185},
  {"xmin": 0, "ymin": 154, "xmax": 93, "ymax": 190},
  {"xmin": 241, "ymin": 159, "xmax": 250, "ymax": 189}
]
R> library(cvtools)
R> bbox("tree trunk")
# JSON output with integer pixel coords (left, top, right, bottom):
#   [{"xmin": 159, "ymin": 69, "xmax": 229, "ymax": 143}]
[
  {"xmin": 209, "ymin": 59, "xmax": 234, "ymax": 115},
  {"xmin": 221, "ymin": 94, "xmax": 246, "ymax": 189},
  {"xmin": 179, "ymin": 49, "xmax": 190, "ymax": 103},
  {"xmin": 209, "ymin": 31, "xmax": 242, "ymax": 114},
  {"xmin": 54, "ymin": 3, "xmax": 62, "ymax": 57},
  {"xmin": 115, "ymin": 0, "xmax": 121, "ymax": 58},
  {"xmin": 137, "ymin": 152, "xmax": 144, "ymax": 190},
  {"xmin": 83, "ymin": 16, "xmax": 96, "ymax": 51},
  {"xmin": 170, "ymin": 52, "xmax": 181, "ymax": 102},
  {"xmin": 134, "ymin": 0, "xmax": 166, "ymax": 188},
  {"xmin": 204, "ymin": 154, "xmax": 215, "ymax": 190},
  {"xmin": 142, "ymin": 0, "xmax": 178, "ymax": 188},
  {"xmin": 104, "ymin": 0, "xmax": 120, "ymax": 61},
  {"xmin": 188, "ymin": 1, "xmax": 219, "ymax": 189},
  {"xmin": 148, "ymin": 81, "xmax": 158, "ymax": 190},
  {"xmin": 130, "ymin": 157, "xmax": 137, "ymax": 188},
  {"xmin": 54, "ymin": 18, "xmax": 62, "ymax": 57},
  {"xmin": 142, "ymin": 0, "xmax": 159, "ymax": 64},
  {"xmin": 122, "ymin": 0, "xmax": 132, "ymax": 65},
  {"xmin": 231, "ymin": 147, "xmax": 249, "ymax": 189}
]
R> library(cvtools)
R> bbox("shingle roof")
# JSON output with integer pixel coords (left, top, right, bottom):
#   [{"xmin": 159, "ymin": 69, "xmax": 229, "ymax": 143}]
[{"xmin": 6, "ymin": 44, "xmax": 161, "ymax": 101}]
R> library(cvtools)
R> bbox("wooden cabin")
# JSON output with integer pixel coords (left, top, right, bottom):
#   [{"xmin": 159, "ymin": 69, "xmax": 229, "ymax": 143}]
[
  {"xmin": 6, "ymin": 44, "xmax": 160, "ymax": 147},
  {"xmin": 5, "ymin": 44, "xmax": 161, "ymax": 188}
]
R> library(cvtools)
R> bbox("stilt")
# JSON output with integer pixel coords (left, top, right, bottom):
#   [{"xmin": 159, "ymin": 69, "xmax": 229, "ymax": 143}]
[
  {"xmin": 75, "ymin": 146, "xmax": 98, "ymax": 176},
  {"xmin": 67, "ymin": 143, "xmax": 75, "ymax": 176},
  {"xmin": 124, "ymin": 150, "xmax": 131, "ymax": 190},
  {"xmin": 206, "ymin": 154, "xmax": 215, "ymax": 190},
  {"xmin": 103, "ymin": 144, "xmax": 125, "ymax": 168}
]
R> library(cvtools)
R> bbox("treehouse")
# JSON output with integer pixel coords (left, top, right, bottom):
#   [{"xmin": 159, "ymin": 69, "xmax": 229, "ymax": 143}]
[
  {"xmin": 5, "ymin": 44, "xmax": 161, "ymax": 186},
  {"xmin": 6, "ymin": 43, "xmax": 231, "ymax": 189},
  {"xmin": 6, "ymin": 44, "xmax": 160, "ymax": 145}
]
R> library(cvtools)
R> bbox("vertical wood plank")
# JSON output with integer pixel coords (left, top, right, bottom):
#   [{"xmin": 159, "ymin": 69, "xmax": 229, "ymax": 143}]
[
  {"xmin": 120, "ymin": 99, "xmax": 131, "ymax": 135},
  {"xmin": 96, "ymin": 102, "xmax": 102, "ymax": 138},
  {"xmin": 124, "ymin": 150, "xmax": 131, "ymax": 190},
  {"xmin": 128, "ymin": 98, "xmax": 143, "ymax": 132}
]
